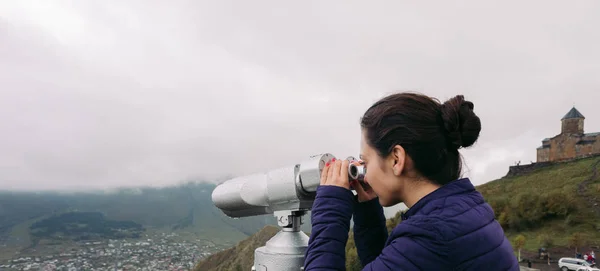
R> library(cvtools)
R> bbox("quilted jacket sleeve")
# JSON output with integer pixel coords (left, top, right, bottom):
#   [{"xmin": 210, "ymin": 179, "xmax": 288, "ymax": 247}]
[
  {"xmin": 304, "ymin": 185, "xmax": 355, "ymax": 271},
  {"xmin": 352, "ymin": 197, "xmax": 388, "ymax": 266}
]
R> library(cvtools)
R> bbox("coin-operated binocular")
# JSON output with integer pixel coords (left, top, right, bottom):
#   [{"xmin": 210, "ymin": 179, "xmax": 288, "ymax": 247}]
[{"xmin": 211, "ymin": 153, "xmax": 365, "ymax": 271}]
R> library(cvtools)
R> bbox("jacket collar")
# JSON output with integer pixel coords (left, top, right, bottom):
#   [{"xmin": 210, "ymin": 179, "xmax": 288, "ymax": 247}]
[{"xmin": 400, "ymin": 178, "xmax": 475, "ymax": 220}]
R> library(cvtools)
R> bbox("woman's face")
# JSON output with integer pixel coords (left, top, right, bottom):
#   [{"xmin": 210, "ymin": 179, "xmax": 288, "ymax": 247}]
[{"xmin": 359, "ymin": 130, "xmax": 404, "ymax": 207}]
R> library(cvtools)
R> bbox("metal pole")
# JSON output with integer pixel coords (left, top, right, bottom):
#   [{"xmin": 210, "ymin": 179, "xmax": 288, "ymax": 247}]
[{"xmin": 252, "ymin": 210, "xmax": 309, "ymax": 271}]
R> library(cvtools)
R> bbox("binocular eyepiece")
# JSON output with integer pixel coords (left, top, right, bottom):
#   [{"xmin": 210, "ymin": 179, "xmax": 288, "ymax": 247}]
[{"xmin": 344, "ymin": 156, "xmax": 366, "ymax": 182}]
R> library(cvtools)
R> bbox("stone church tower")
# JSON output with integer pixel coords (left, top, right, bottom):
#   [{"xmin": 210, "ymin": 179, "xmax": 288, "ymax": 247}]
[
  {"xmin": 561, "ymin": 107, "xmax": 585, "ymax": 135},
  {"xmin": 537, "ymin": 107, "xmax": 600, "ymax": 162}
]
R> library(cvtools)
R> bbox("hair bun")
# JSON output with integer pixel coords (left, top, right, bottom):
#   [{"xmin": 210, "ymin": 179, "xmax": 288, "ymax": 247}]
[{"xmin": 440, "ymin": 95, "xmax": 481, "ymax": 149}]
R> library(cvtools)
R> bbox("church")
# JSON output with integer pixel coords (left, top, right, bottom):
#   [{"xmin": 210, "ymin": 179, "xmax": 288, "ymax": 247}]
[{"xmin": 537, "ymin": 107, "xmax": 600, "ymax": 162}]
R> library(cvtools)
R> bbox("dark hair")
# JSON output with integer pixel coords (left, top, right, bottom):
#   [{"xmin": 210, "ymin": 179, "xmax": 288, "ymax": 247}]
[{"xmin": 360, "ymin": 92, "xmax": 481, "ymax": 185}]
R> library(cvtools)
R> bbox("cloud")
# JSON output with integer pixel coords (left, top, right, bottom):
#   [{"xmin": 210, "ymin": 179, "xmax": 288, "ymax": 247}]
[{"xmin": 0, "ymin": 1, "xmax": 599, "ymax": 191}]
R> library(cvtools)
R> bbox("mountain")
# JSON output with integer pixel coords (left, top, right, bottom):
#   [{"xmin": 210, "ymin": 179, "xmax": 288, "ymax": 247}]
[
  {"xmin": 196, "ymin": 155, "xmax": 600, "ymax": 270},
  {"xmin": 0, "ymin": 181, "xmax": 311, "ymax": 261}
]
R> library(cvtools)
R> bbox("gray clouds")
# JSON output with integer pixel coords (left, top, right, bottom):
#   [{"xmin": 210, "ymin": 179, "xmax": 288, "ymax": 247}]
[{"xmin": 1, "ymin": 0, "xmax": 599, "ymax": 191}]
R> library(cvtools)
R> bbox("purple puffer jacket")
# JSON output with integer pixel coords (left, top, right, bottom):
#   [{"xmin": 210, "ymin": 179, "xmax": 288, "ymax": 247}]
[{"xmin": 303, "ymin": 178, "xmax": 519, "ymax": 270}]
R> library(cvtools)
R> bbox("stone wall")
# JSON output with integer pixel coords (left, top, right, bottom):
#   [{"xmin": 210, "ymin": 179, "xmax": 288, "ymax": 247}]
[
  {"xmin": 536, "ymin": 133, "xmax": 600, "ymax": 163},
  {"xmin": 550, "ymin": 134, "xmax": 582, "ymax": 161},
  {"xmin": 576, "ymin": 140, "xmax": 599, "ymax": 157},
  {"xmin": 509, "ymin": 153, "xmax": 600, "ymax": 178},
  {"xmin": 562, "ymin": 118, "xmax": 584, "ymax": 134},
  {"xmin": 536, "ymin": 147, "xmax": 550, "ymax": 162},
  {"xmin": 507, "ymin": 162, "xmax": 553, "ymax": 177}
]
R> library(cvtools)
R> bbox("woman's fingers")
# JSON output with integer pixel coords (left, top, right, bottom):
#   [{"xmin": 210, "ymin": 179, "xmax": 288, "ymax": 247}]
[
  {"xmin": 351, "ymin": 179, "xmax": 364, "ymax": 192},
  {"xmin": 320, "ymin": 158, "xmax": 351, "ymax": 190},
  {"xmin": 332, "ymin": 159, "xmax": 342, "ymax": 180},
  {"xmin": 335, "ymin": 159, "xmax": 350, "ymax": 189},
  {"xmin": 361, "ymin": 182, "xmax": 374, "ymax": 193},
  {"xmin": 352, "ymin": 180, "xmax": 368, "ymax": 197},
  {"xmin": 320, "ymin": 162, "xmax": 329, "ymax": 185},
  {"xmin": 326, "ymin": 160, "xmax": 335, "ymax": 184},
  {"xmin": 340, "ymin": 159, "xmax": 349, "ymax": 182}
]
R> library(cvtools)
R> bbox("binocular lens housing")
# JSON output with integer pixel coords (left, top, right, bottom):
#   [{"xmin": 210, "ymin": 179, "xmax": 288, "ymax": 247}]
[
  {"xmin": 345, "ymin": 156, "xmax": 366, "ymax": 185},
  {"xmin": 212, "ymin": 153, "xmax": 369, "ymax": 218},
  {"xmin": 348, "ymin": 163, "xmax": 366, "ymax": 181}
]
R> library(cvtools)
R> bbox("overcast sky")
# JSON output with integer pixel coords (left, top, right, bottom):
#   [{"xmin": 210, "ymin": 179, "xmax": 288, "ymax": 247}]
[{"xmin": 1, "ymin": 1, "xmax": 599, "ymax": 192}]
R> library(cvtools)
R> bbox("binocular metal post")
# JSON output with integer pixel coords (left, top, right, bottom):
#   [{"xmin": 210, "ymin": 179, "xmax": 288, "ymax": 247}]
[{"xmin": 252, "ymin": 210, "xmax": 309, "ymax": 271}]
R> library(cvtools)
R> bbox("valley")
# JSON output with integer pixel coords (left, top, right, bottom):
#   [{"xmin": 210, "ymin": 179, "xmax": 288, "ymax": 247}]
[{"xmin": 0, "ymin": 181, "xmax": 290, "ymax": 270}]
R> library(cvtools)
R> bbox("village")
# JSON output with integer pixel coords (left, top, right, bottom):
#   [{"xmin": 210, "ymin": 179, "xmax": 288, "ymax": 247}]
[{"xmin": 0, "ymin": 231, "xmax": 225, "ymax": 271}]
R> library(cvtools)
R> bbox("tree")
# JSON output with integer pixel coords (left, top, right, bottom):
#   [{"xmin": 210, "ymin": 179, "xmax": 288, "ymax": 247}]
[
  {"xmin": 497, "ymin": 211, "xmax": 509, "ymax": 229},
  {"xmin": 386, "ymin": 211, "xmax": 403, "ymax": 233},
  {"xmin": 568, "ymin": 232, "xmax": 584, "ymax": 253},
  {"xmin": 513, "ymin": 235, "xmax": 526, "ymax": 262}
]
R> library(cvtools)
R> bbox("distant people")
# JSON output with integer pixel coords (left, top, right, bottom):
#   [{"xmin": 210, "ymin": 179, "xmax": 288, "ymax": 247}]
[
  {"xmin": 585, "ymin": 252, "xmax": 594, "ymax": 264},
  {"xmin": 538, "ymin": 247, "xmax": 550, "ymax": 261},
  {"xmin": 303, "ymin": 93, "xmax": 520, "ymax": 270}
]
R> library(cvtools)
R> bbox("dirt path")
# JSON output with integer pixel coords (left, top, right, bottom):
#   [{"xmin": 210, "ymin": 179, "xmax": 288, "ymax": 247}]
[{"xmin": 577, "ymin": 159, "xmax": 600, "ymax": 217}]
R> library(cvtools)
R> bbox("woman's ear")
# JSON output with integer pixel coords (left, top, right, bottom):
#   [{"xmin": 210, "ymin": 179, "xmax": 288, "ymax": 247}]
[{"xmin": 390, "ymin": 145, "xmax": 406, "ymax": 176}]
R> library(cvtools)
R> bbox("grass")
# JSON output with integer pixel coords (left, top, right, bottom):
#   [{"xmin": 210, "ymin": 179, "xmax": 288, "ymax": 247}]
[
  {"xmin": 193, "ymin": 225, "xmax": 280, "ymax": 271},
  {"xmin": 478, "ymin": 157, "xmax": 596, "ymax": 199},
  {"xmin": 477, "ymin": 155, "xmax": 600, "ymax": 252}
]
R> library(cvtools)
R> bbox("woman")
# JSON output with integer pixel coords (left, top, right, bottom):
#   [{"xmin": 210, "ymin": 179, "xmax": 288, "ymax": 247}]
[{"xmin": 303, "ymin": 92, "xmax": 519, "ymax": 270}]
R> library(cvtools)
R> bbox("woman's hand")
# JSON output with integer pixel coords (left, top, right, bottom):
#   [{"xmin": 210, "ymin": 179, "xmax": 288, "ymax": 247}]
[
  {"xmin": 320, "ymin": 158, "xmax": 379, "ymax": 203},
  {"xmin": 320, "ymin": 158, "xmax": 351, "ymax": 190},
  {"xmin": 349, "ymin": 161, "xmax": 378, "ymax": 202}
]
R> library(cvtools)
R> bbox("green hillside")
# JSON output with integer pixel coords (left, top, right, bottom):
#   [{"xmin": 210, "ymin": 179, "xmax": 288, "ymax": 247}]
[
  {"xmin": 477, "ymin": 155, "xmax": 600, "ymax": 251},
  {"xmin": 197, "ymin": 156, "xmax": 600, "ymax": 270},
  {"xmin": 193, "ymin": 225, "xmax": 281, "ymax": 271}
]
